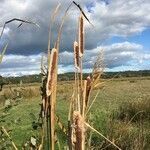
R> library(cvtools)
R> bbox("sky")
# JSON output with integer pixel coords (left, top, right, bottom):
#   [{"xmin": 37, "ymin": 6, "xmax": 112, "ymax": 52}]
[{"xmin": 0, "ymin": 0, "xmax": 150, "ymax": 76}]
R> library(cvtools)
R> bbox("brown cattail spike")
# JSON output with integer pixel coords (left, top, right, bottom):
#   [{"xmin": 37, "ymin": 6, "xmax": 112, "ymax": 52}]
[
  {"xmin": 74, "ymin": 41, "xmax": 80, "ymax": 70},
  {"xmin": 46, "ymin": 48, "xmax": 57, "ymax": 96},
  {"xmin": 79, "ymin": 15, "xmax": 84, "ymax": 57},
  {"xmin": 73, "ymin": 111, "xmax": 85, "ymax": 150}
]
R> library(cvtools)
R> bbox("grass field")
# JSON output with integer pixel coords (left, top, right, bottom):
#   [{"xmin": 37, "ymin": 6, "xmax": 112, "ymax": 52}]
[{"xmin": 0, "ymin": 77, "xmax": 150, "ymax": 149}]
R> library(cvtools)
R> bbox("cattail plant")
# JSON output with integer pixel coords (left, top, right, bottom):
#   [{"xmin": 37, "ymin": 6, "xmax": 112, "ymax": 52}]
[
  {"xmin": 0, "ymin": 2, "xmax": 123, "ymax": 150},
  {"xmin": 67, "ymin": 6, "xmax": 121, "ymax": 150},
  {"xmin": 36, "ymin": 2, "xmax": 121, "ymax": 150},
  {"xmin": 73, "ymin": 111, "xmax": 85, "ymax": 150}
]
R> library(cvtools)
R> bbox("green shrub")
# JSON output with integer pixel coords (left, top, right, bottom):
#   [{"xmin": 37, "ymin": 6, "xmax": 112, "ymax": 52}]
[{"xmin": 115, "ymin": 97, "xmax": 150, "ymax": 122}]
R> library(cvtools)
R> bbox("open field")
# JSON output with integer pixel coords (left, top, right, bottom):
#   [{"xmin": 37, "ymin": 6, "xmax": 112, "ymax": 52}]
[{"xmin": 0, "ymin": 77, "xmax": 150, "ymax": 149}]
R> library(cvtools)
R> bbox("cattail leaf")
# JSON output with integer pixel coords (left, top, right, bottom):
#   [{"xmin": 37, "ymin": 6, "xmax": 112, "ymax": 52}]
[
  {"xmin": 0, "ymin": 18, "xmax": 40, "ymax": 41},
  {"xmin": 93, "ymin": 82, "xmax": 104, "ymax": 89},
  {"xmin": 73, "ymin": 1, "xmax": 93, "ymax": 26}
]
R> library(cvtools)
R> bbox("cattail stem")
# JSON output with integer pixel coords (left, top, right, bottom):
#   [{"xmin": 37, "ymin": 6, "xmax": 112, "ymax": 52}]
[
  {"xmin": 82, "ymin": 80, "xmax": 87, "ymax": 117},
  {"xmin": 46, "ymin": 48, "xmax": 58, "ymax": 150},
  {"xmin": 78, "ymin": 15, "xmax": 84, "ymax": 57},
  {"xmin": 77, "ymin": 73, "xmax": 81, "ymax": 113},
  {"xmin": 79, "ymin": 57, "xmax": 83, "ymax": 110}
]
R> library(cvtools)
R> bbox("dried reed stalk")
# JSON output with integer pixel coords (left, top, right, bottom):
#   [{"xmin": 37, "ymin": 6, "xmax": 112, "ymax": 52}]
[
  {"xmin": 82, "ymin": 76, "xmax": 92, "ymax": 119},
  {"xmin": 79, "ymin": 15, "xmax": 84, "ymax": 57},
  {"xmin": 55, "ymin": 2, "xmax": 72, "ymax": 51},
  {"xmin": 82, "ymin": 80, "xmax": 87, "ymax": 117},
  {"xmin": 46, "ymin": 48, "xmax": 58, "ymax": 150},
  {"xmin": 47, "ymin": 3, "xmax": 61, "ymax": 65},
  {"xmin": 80, "ymin": 76, "xmax": 92, "ymax": 124},
  {"xmin": 84, "ymin": 122, "xmax": 122, "ymax": 150}
]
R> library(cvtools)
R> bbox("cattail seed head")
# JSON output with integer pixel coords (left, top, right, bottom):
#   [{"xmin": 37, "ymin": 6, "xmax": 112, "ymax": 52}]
[
  {"xmin": 74, "ymin": 41, "xmax": 80, "ymax": 70},
  {"xmin": 46, "ymin": 48, "xmax": 57, "ymax": 96},
  {"xmin": 73, "ymin": 111, "xmax": 85, "ymax": 150}
]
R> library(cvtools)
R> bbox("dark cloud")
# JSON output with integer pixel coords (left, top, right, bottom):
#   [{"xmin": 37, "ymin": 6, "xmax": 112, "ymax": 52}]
[{"xmin": 0, "ymin": 0, "xmax": 150, "ymax": 55}]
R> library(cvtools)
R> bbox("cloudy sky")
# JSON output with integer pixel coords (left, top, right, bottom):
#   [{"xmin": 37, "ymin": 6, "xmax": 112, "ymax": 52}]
[{"xmin": 0, "ymin": 0, "xmax": 150, "ymax": 76}]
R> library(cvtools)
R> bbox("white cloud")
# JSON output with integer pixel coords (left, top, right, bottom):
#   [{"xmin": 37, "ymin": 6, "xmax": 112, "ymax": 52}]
[
  {"xmin": 59, "ymin": 41, "xmax": 150, "ymax": 70},
  {"xmin": 0, "ymin": 52, "xmax": 72, "ymax": 76},
  {"xmin": 0, "ymin": 41, "xmax": 150, "ymax": 76},
  {"xmin": 85, "ymin": 0, "xmax": 150, "ymax": 49},
  {"xmin": 0, "ymin": 53, "xmax": 41, "ymax": 76}
]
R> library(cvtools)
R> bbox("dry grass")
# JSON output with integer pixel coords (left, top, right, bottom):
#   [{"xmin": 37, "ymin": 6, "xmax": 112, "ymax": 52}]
[
  {"xmin": 0, "ymin": 78, "xmax": 150, "ymax": 149},
  {"xmin": 116, "ymin": 96, "xmax": 150, "ymax": 122}
]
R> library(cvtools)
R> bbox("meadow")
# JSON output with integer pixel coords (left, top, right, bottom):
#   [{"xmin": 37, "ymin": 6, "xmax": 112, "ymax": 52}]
[{"xmin": 0, "ymin": 77, "xmax": 150, "ymax": 149}]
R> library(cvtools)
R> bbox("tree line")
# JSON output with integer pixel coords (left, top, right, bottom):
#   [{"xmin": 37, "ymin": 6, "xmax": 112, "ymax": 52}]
[{"xmin": 0, "ymin": 70, "xmax": 150, "ymax": 85}]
